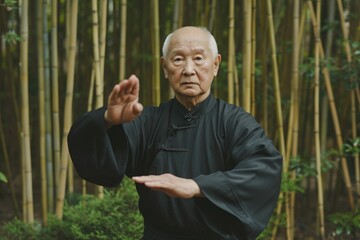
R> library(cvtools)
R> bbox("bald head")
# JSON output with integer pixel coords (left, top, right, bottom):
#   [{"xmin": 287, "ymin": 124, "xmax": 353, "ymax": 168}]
[{"xmin": 162, "ymin": 26, "xmax": 218, "ymax": 59}]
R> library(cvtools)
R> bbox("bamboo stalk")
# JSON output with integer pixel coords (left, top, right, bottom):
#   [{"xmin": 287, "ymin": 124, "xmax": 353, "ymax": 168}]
[
  {"xmin": 227, "ymin": 0, "xmax": 234, "ymax": 104},
  {"xmin": 288, "ymin": 63, "xmax": 294, "ymax": 240},
  {"xmin": 82, "ymin": 66, "xmax": 96, "ymax": 197},
  {"xmin": 288, "ymin": 1, "xmax": 301, "ymax": 238},
  {"xmin": 259, "ymin": 2, "xmax": 268, "ymax": 134},
  {"xmin": 307, "ymin": 1, "xmax": 354, "ymax": 210},
  {"xmin": 289, "ymin": 0, "xmax": 301, "ymax": 174},
  {"xmin": 37, "ymin": 0, "xmax": 48, "ymax": 224},
  {"xmin": 169, "ymin": 0, "xmax": 181, "ymax": 98},
  {"xmin": 250, "ymin": 0, "xmax": 256, "ymax": 115},
  {"xmin": 21, "ymin": 139, "xmax": 26, "ymax": 221},
  {"xmin": 56, "ymin": 0, "xmax": 71, "ymax": 191},
  {"xmin": 97, "ymin": 0, "xmax": 106, "ymax": 198},
  {"xmin": 234, "ymin": 59, "xmax": 239, "ymax": 106},
  {"xmin": 51, "ymin": 0, "xmax": 61, "ymax": 212},
  {"xmin": 42, "ymin": 0, "xmax": 54, "ymax": 207},
  {"xmin": 100, "ymin": 0, "xmax": 108, "ymax": 80},
  {"xmin": 151, "ymin": 0, "xmax": 161, "ymax": 105},
  {"xmin": 92, "ymin": 0, "xmax": 103, "ymax": 109},
  {"xmin": 67, "ymin": 154, "xmax": 74, "ymax": 194},
  {"xmin": 336, "ymin": 0, "xmax": 360, "ymax": 206},
  {"xmin": 314, "ymin": 1, "xmax": 325, "ymax": 238},
  {"xmin": 92, "ymin": 0, "xmax": 104, "ymax": 199},
  {"xmin": 119, "ymin": 0, "xmax": 127, "ymax": 81},
  {"xmin": 203, "ymin": 0, "xmax": 210, "ymax": 27},
  {"xmin": 172, "ymin": 0, "xmax": 180, "ymax": 30},
  {"xmin": 242, "ymin": 0, "xmax": 252, "ymax": 111},
  {"xmin": 265, "ymin": 0, "xmax": 286, "ymax": 166},
  {"xmin": 265, "ymin": 1, "xmax": 289, "ymax": 240},
  {"xmin": 321, "ymin": 0, "xmax": 335, "ymax": 157},
  {"xmin": 56, "ymin": 0, "xmax": 79, "ymax": 219},
  {"xmin": 209, "ymin": 0, "xmax": 216, "ymax": 32},
  {"xmin": 19, "ymin": 0, "xmax": 34, "ymax": 223},
  {"xmin": 178, "ymin": 0, "xmax": 184, "ymax": 29}
]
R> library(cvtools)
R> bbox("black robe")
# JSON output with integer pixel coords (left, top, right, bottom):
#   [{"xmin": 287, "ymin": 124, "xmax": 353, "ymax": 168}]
[{"xmin": 68, "ymin": 94, "xmax": 282, "ymax": 240}]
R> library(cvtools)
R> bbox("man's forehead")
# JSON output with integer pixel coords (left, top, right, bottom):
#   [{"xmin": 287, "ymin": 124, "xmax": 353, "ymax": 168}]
[
  {"xmin": 169, "ymin": 34, "xmax": 210, "ymax": 54},
  {"xmin": 169, "ymin": 45, "xmax": 207, "ymax": 55},
  {"xmin": 172, "ymin": 28, "xmax": 208, "ymax": 41}
]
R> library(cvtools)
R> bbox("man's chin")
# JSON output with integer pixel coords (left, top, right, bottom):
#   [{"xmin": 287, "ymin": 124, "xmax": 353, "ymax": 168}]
[{"xmin": 179, "ymin": 90, "xmax": 200, "ymax": 97}]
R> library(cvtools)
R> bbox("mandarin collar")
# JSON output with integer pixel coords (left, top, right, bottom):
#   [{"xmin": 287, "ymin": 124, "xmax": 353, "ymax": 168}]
[{"xmin": 172, "ymin": 94, "xmax": 216, "ymax": 119}]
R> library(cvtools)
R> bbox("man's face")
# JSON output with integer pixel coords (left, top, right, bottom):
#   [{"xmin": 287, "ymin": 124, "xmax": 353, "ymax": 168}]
[{"xmin": 161, "ymin": 27, "xmax": 221, "ymax": 104}]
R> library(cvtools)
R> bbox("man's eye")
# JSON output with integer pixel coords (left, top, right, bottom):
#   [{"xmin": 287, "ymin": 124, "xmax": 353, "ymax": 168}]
[
  {"xmin": 174, "ymin": 58, "xmax": 182, "ymax": 62},
  {"xmin": 195, "ymin": 56, "xmax": 204, "ymax": 61}
]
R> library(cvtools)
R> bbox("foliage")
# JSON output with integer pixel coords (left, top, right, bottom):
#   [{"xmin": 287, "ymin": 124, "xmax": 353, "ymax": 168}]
[
  {"xmin": 299, "ymin": 57, "xmax": 316, "ymax": 82},
  {"xmin": 275, "ymin": 154, "xmax": 335, "ymax": 202},
  {"xmin": 0, "ymin": 0, "xmax": 17, "ymax": 8},
  {"xmin": 340, "ymin": 41, "xmax": 360, "ymax": 90},
  {"xmin": 257, "ymin": 212, "xmax": 286, "ymax": 240},
  {"xmin": 0, "ymin": 178, "xmax": 143, "ymax": 240},
  {"xmin": 0, "ymin": 219, "xmax": 39, "ymax": 240},
  {"xmin": 329, "ymin": 209, "xmax": 360, "ymax": 238},
  {"xmin": 259, "ymin": 154, "xmax": 337, "ymax": 239},
  {"xmin": 343, "ymin": 137, "xmax": 360, "ymax": 156},
  {"xmin": 0, "ymin": 0, "xmax": 20, "ymax": 46},
  {"xmin": 2, "ymin": 30, "xmax": 21, "ymax": 45},
  {"xmin": 0, "ymin": 171, "xmax": 7, "ymax": 183},
  {"xmin": 280, "ymin": 171, "xmax": 306, "ymax": 194}
]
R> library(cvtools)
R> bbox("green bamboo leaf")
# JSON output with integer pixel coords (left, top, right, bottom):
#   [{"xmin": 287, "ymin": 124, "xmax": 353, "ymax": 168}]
[
  {"xmin": 335, "ymin": 227, "xmax": 343, "ymax": 235},
  {"xmin": 0, "ymin": 172, "xmax": 7, "ymax": 183}
]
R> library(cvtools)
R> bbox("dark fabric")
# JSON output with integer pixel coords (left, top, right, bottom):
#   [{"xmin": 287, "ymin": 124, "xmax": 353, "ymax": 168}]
[
  {"xmin": 68, "ymin": 94, "xmax": 282, "ymax": 240},
  {"xmin": 142, "ymin": 221, "xmax": 221, "ymax": 240}
]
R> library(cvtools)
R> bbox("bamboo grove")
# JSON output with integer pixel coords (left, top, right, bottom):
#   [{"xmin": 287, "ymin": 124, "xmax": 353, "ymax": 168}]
[{"xmin": 0, "ymin": 0, "xmax": 359, "ymax": 239}]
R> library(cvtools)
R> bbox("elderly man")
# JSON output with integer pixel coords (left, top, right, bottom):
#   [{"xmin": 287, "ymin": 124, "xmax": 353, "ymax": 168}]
[{"xmin": 68, "ymin": 26, "xmax": 282, "ymax": 240}]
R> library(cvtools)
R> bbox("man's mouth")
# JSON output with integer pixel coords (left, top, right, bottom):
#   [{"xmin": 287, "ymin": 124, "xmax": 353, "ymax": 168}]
[{"xmin": 181, "ymin": 82, "xmax": 197, "ymax": 85}]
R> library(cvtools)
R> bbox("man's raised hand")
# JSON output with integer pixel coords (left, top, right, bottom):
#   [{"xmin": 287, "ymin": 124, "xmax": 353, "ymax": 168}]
[{"xmin": 104, "ymin": 75, "xmax": 143, "ymax": 127}]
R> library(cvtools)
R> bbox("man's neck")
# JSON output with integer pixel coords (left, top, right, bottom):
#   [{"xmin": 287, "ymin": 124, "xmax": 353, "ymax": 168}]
[{"xmin": 175, "ymin": 92, "xmax": 210, "ymax": 111}]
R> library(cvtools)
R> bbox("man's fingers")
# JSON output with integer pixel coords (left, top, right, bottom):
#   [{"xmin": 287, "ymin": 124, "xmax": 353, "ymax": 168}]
[
  {"xmin": 108, "ymin": 84, "xmax": 120, "ymax": 102},
  {"xmin": 132, "ymin": 175, "xmax": 154, "ymax": 183},
  {"xmin": 132, "ymin": 103, "xmax": 143, "ymax": 115},
  {"xmin": 109, "ymin": 75, "xmax": 140, "ymax": 104},
  {"xmin": 128, "ymin": 74, "xmax": 139, "ymax": 84},
  {"xmin": 117, "ymin": 76, "xmax": 140, "ymax": 97},
  {"xmin": 132, "ymin": 174, "xmax": 200, "ymax": 199},
  {"xmin": 133, "ymin": 175, "xmax": 173, "ymax": 190}
]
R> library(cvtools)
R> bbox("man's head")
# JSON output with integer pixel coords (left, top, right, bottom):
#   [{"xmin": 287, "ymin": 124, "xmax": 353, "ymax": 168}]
[
  {"xmin": 161, "ymin": 26, "xmax": 221, "ymax": 109},
  {"xmin": 162, "ymin": 27, "xmax": 219, "ymax": 59}
]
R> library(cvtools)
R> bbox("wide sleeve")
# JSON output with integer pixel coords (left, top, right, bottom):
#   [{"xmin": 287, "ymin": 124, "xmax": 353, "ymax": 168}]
[
  {"xmin": 67, "ymin": 107, "xmax": 130, "ymax": 187},
  {"xmin": 194, "ymin": 110, "xmax": 282, "ymax": 240}
]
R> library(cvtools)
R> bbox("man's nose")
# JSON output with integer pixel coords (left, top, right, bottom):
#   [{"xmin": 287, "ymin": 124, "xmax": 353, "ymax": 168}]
[{"xmin": 183, "ymin": 60, "xmax": 196, "ymax": 76}]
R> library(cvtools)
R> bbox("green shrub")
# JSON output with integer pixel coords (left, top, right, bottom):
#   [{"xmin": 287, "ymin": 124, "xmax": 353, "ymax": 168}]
[
  {"xmin": 0, "ymin": 177, "xmax": 143, "ymax": 240},
  {"xmin": 329, "ymin": 209, "xmax": 360, "ymax": 239},
  {"xmin": 0, "ymin": 219, "xmax": 39, "ymax": 240}
]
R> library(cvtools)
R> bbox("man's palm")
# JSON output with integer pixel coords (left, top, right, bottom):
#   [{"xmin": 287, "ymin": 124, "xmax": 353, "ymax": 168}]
[{"xmin": 105, "ymin": 75, "xmax": 143, "ymax": 126}]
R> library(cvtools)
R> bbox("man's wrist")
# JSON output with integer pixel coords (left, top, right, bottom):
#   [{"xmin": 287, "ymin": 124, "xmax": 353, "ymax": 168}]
[
  {"xmin": 191, "ymin": 180, "xmax": 204, "ymax": 198},
  {"xmin": 104, "ymin": 110, "xmax": 115, "ymax": 129}
]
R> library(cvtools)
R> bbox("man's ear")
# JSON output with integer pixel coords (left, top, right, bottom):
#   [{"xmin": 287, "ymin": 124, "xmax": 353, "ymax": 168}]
[
  {"xmin": 213, "ymin": 54, "xmax": 222, "ymax": 77},
  {"xmin": 161, "ymin": 57, "xmax": 168, "ymax": 79}
]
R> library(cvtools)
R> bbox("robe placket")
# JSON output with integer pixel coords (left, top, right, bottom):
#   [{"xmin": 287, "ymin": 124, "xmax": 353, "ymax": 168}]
[{"xmin": 149, "ymin": 108, "xmax": 200, "ymax": 176}]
